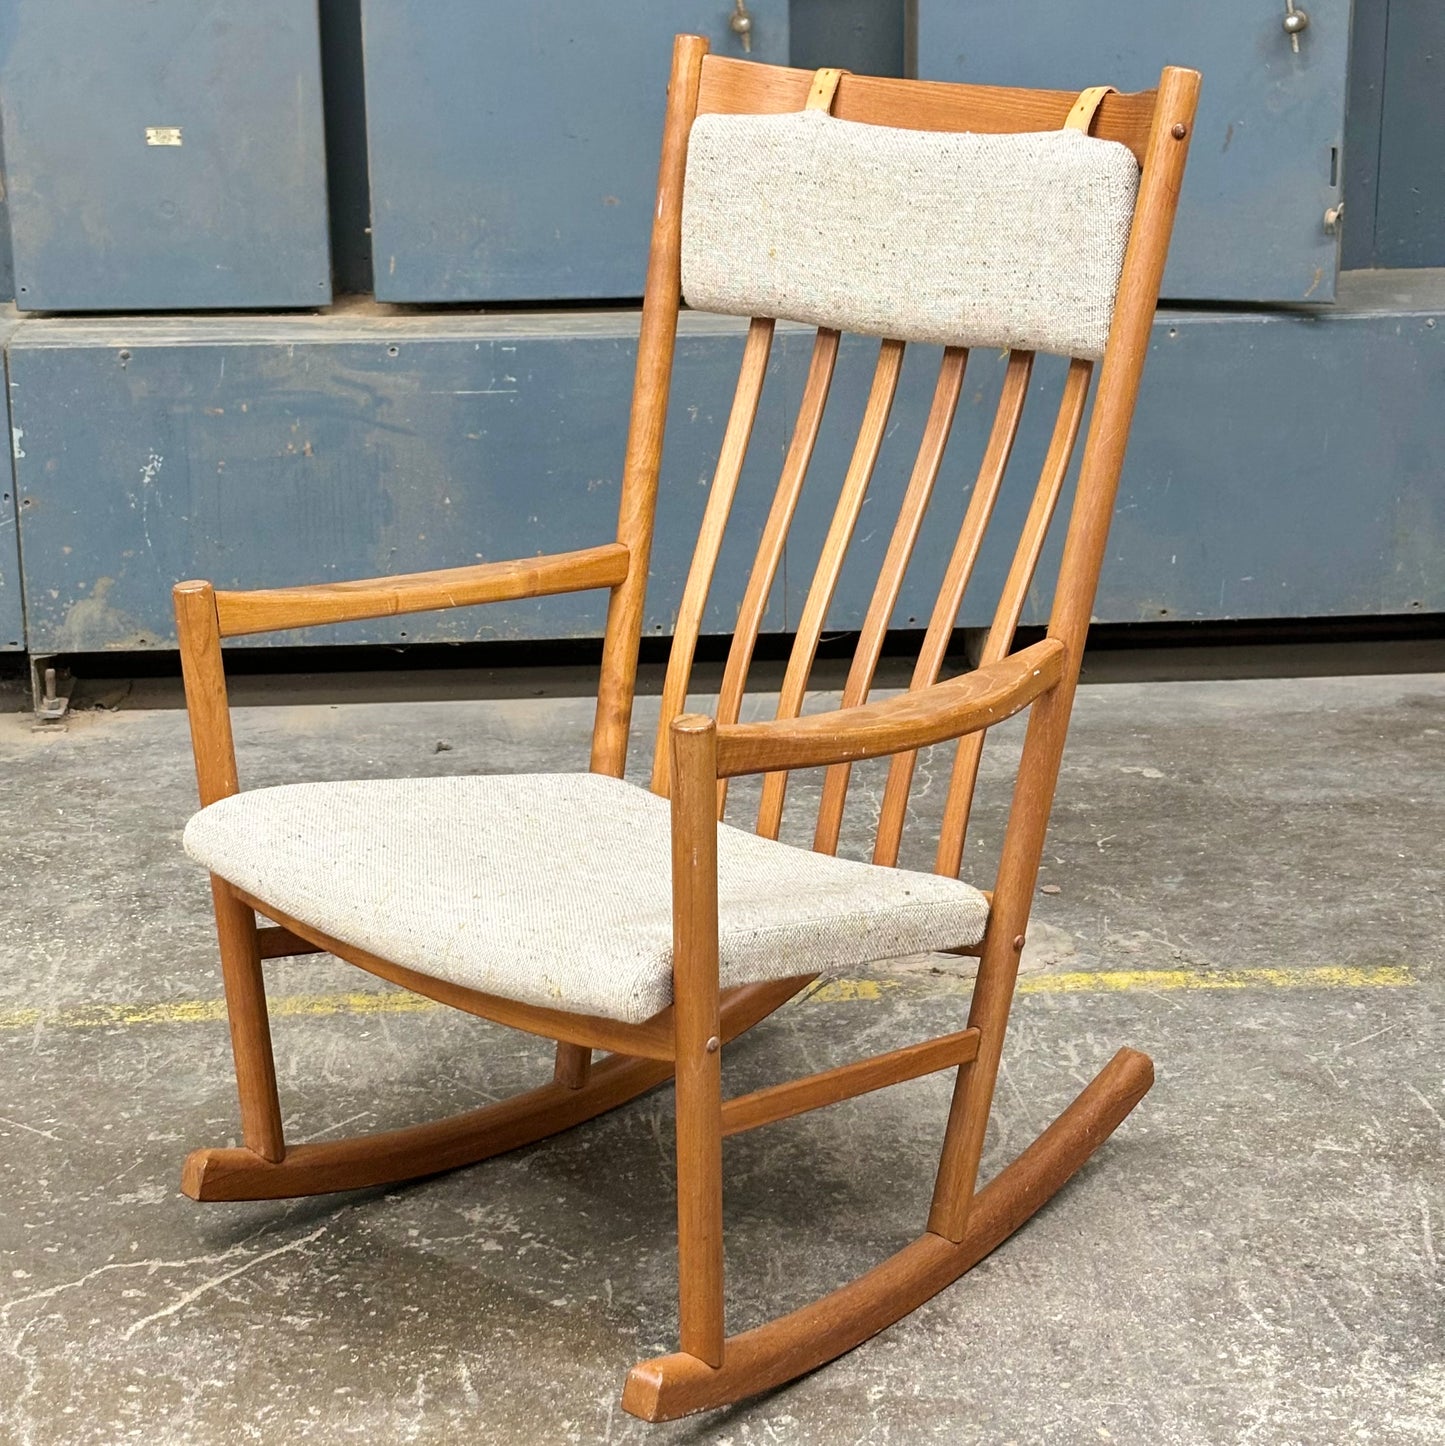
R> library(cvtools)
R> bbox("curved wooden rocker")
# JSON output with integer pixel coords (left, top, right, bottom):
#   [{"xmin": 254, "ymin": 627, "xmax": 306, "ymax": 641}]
[
  {"xmin": 625, "ymin": 1047, "xmax": 1153, "ymax": 1421},
  {"xmin": 182, "ymin": 969, "xmax": 813, "ymax": 1203},
  {"xmin": 172, "ymin": 38, "xmax": 1198, "ymax": 1423}
]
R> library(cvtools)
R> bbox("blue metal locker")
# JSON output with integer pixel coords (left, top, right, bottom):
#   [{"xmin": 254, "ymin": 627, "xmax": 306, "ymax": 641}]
[
  {"xmin": 10, "ymin": 289, "xmax": 1443, "ymax": 654},
  {"xmin": 0, "ymin": 0, "xmax": 333, "ymax": 312},
  {"xmin": 0, "ymin": 313, "xmax": 21, "ymax": 649},
  {"xmin": 361, "ymin": 0, "xmax": 789, "ymax": 303},
  {"xmin": 913, "ymin": 0, "xmax": 1353, "ymax": 304},
  {"xmin": 6, "ymin": 313, "xmax": 790, "ymax": 651}
]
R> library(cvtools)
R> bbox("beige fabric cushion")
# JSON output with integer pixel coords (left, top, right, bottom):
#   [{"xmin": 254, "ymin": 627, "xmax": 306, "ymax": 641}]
[
  {"xmin": 682, "ymin": 110, "xmax": 1139, "ymax": 360},
  {"xmin": 184, "ymin": 772, "xmax": 989, "ymax": 1025}
]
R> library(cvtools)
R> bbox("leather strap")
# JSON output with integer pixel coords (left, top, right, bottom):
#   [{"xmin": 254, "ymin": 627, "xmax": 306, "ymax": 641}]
[
  {"xmin": 1063, "ymin": 85, "xmax": 1116, "ymax": 135},
  {"xmin": 805, "ymin": 68, "xmax": 845, "ymax": 113}
]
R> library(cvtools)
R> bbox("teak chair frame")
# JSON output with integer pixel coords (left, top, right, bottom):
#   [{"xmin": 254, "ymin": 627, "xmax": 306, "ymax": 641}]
[{"xmin": 173, "ymin": 39, "xmax": 1199, "ymax": 1422}]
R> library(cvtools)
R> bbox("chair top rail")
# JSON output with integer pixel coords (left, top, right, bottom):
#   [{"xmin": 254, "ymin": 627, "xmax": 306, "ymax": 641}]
[{"xmin": 697, "ymin": 55, "xmax": 1158, "ymax": 163}]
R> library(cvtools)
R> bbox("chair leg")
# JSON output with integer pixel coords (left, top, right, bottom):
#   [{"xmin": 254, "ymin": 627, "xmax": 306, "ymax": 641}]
[
  {"xmin": 553, "ymin": 1042, "xmax": 592, "ymax": 1090},
  {"xmin": 927, "ymin": 917, "xmax": 1042, "ymax": 1241},
  {"xmin": 673, "ymin": 994, "xmax": 725, "ymax": 1367},
  {"xmin": 210, "ymin": 879, "xmax": 285, "ymax": 1163}
]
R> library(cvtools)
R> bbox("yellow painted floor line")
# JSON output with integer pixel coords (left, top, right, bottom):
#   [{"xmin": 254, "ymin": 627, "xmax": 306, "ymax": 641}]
[
  {"xmin": 0, "ymin": 964, "xmax": 1415, "ymax": 1034},
  {"xmin": 1017, "ymin": 964, "xmax": 1415, "ymax": 995}
]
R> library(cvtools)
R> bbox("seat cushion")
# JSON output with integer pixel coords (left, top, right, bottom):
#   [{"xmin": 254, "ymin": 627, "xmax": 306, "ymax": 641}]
[{"xmin": 183, "ymin": 773, "xmax": 989, "ymax": 1025}]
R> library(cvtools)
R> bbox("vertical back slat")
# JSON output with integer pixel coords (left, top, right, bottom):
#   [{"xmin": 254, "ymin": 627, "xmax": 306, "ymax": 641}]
[
  {"xmin": 934, "ymin": 356, "xmax": 1094, "ymax": 875},
  {"xmin": 755, "ymin": 338, "xmax": 907, "ymax": 838},
  {"xmin": 714, "ymin": 327, "xmax": 841, "ymax": 812},
  {"xmin": 812, "ymin": 347, "xmax": 968, "ymax": 854},
  {"xmin": 651, "ymin": 317, "xmax": 776, "ymax": 794},
  {"xmin": 872, "ymin": 351, "xmax": 1035, "ymax": 866}
]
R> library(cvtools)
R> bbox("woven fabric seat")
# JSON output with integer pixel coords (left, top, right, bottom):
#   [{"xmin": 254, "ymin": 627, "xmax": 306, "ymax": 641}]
[{"xmin": 184, "ymin": 771, "xmax": 989, "ymax": 1025}]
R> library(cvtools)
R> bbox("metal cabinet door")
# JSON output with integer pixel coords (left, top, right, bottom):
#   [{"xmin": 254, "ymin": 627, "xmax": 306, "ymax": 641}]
[
  {"xmin": 913, "ymin": 1, "xmax": 1352, "ymax": 304},
  {"xmin": 362, "ymin": 0, "xmax": 788, "ymax": 303},
  {"xmin": 0, "ymin": 0, "xmax": 332, "ymax": 312}
]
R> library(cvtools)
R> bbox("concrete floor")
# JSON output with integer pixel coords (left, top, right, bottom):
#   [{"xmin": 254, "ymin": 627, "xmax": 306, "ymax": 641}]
[{"xmin": 0, "ymin": 669, "xmax": 1441, "ymax": 1443}]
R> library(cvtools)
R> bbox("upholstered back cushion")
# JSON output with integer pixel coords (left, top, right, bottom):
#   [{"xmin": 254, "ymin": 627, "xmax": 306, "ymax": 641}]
[{"xmin": 682, "ymin": 110, "xmax": 1140, "ymax": 360}]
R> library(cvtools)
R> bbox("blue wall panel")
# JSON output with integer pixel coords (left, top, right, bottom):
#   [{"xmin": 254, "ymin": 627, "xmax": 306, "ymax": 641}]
[
  {"xmin": 0, "ymin": 314, "xmax": 22, "ymax": 648},
  {"xmin": 0, "ymin": 0, "xmax": 332, "ymax": 312},
  {"xmin": 913, "ymin": 0, "xmax": 1352, "ymax": 304},
  {"xmin": 361, "ymin": 0, "xmax": 788, "ymax": 303},
  {"xmin": 6, "ymin": 313, "xmax": 789, "ymax": 651},
  {"xmin": 1373, "ymin": 5, "xmax": 1445, "ymax": 269},
  {"xmin": 9, "ymin": 289, "xmax": 1443, "ymax": 654},
  {"xmin": 791, "ymin": 0, "xmax": 904, "ymax": 77}
]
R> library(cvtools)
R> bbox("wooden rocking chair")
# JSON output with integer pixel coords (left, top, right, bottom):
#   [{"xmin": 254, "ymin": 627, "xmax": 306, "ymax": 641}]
[{"xmin": 173, "ymin": 38, "xmax": 1198, "ymax": 1422}]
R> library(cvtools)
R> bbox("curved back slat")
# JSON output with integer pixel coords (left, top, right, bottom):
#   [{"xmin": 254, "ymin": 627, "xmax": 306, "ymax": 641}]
[
  {"xmin": 872, "ymin": 350, "xmax": 1034, "ymax": 867},
  {"xmin": 934, "ymin": 356, "xmax": 1093, "ymax": 876},
  {"xmin": 651, "ymin": 316, "xmax": 775, "ymax": 794},
  {"xmin": 813, "ymin": 346, "xmax": 968, "ymax": 855},
  {"xmin": 755, "ymin": 338, "xmax": 906, "ymax": 838},
  {"xmin": 714, "ymin": 326, "xmax": 840, "ymax": 818}
]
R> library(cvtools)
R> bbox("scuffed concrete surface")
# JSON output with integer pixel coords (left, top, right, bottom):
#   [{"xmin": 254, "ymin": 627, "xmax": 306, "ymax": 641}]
[{"xmin": 0, "ymin": 672, "xmax": 1441, "ymax": 1443}]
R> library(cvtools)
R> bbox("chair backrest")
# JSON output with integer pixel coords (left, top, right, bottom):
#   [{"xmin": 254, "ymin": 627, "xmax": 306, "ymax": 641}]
[{"xmin": 590, "ymin": 39, "xmax": 1199, "ymax": 880}]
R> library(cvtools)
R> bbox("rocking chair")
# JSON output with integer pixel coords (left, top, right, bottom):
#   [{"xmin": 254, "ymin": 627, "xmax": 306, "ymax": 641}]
[{"xmin": 174, "ymin": 38, "xmax": 1199, "ymax": 1421}]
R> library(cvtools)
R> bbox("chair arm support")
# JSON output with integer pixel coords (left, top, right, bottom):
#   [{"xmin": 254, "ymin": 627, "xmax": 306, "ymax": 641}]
[
  {"xmin": 712, "ymin": 638, "xmax": 1066, "ymax": 779},
  {"xmin": 193, "ymin": 542, "xmax": 631, "ymax": 639}
]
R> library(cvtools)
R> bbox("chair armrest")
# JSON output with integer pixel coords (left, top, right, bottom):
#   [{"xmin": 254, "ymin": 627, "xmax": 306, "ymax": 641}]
[
  {"xmin": 712, "ymin": 638, "xmax": 1066, "ymax": 779},
  {"xmin": 196, "ymin": 542, "xmax": 631, "ymax": 639}
]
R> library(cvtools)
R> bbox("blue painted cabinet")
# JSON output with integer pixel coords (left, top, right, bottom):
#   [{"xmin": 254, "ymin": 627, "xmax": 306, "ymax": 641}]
[
  {"xmin": 9, "ymin": 289, "xmax": 1442, "ymax": 654},
  {"xmin": 5, "ymin": 314, "xmax": 790, "ymax": 651},
  {"xmin": 913, "ymin": 1, "xmax": 1352, "ymax": 304},
  {"xmin": 1368, "ymin": 5, "xmax": 1445, "ymax": 268},
  {"xmin": 0, "ymin": 314, "xmax": 21, "ymax": 648},
  {"xmin": 0, "ymin": 0, "xmax": 332, "ymax": 312},
  {"xmin": 361, "ymin": 0, "xmax": 789, "ymax": 303}
]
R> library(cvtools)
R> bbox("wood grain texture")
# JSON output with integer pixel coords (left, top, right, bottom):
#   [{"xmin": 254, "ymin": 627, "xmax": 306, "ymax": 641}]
[
  {"xmin": 185, "ymin": 1049, "xmax": 672, "ymax": 1202},
  {"xmin": 623, "ymin": 1046, "xmax": 1155, "ymax": 1420},
  {"xmin": 256, "ymin": 925, "xmax": 324, "ymax": 960},
  {"xmin": 697, "ymin": 55, "xmax": 1158, "ymax": 161},
  {"xmin": 212, "ymin": 544, "xmax": 630, "ymax": 638},
  {"xmin": 756, "ymin": 338, "xmax": 905, "ymax": 837},
  {"xmin": 553, "ymin": 1042, "xmax": 593, "ymax": 1090},
  {"xmin": 715, "ymin": 639, "xmax": 1063, "ymax": 779},
  {"xmin": 652, "ymin": 316, "xmax": 775, "ymax": 794},
  {"xmin": 174, "ymin": 581, "xmax": 240, "ymax": 807},
  {"xmin": 175, "ymin": 582, "xmax": 284, "ymax": 1160},
  {"xmin": 814, "ymin": 347, "xmax": 968, "ymax": 854},
  {"xmin": 592, "ymin": 34, "xmax": 709, "ymax": 778},
  {"xmin": 669, "ymin": 714, "xmax": 725, "ymax": 1366},
  {"xmin": 209, "ymin": 882, "xmax": 286, "ymax": 1162},
  {"xmin": 721, "ymin": 1027, "xmax": 980, "ymax": 1138}
]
